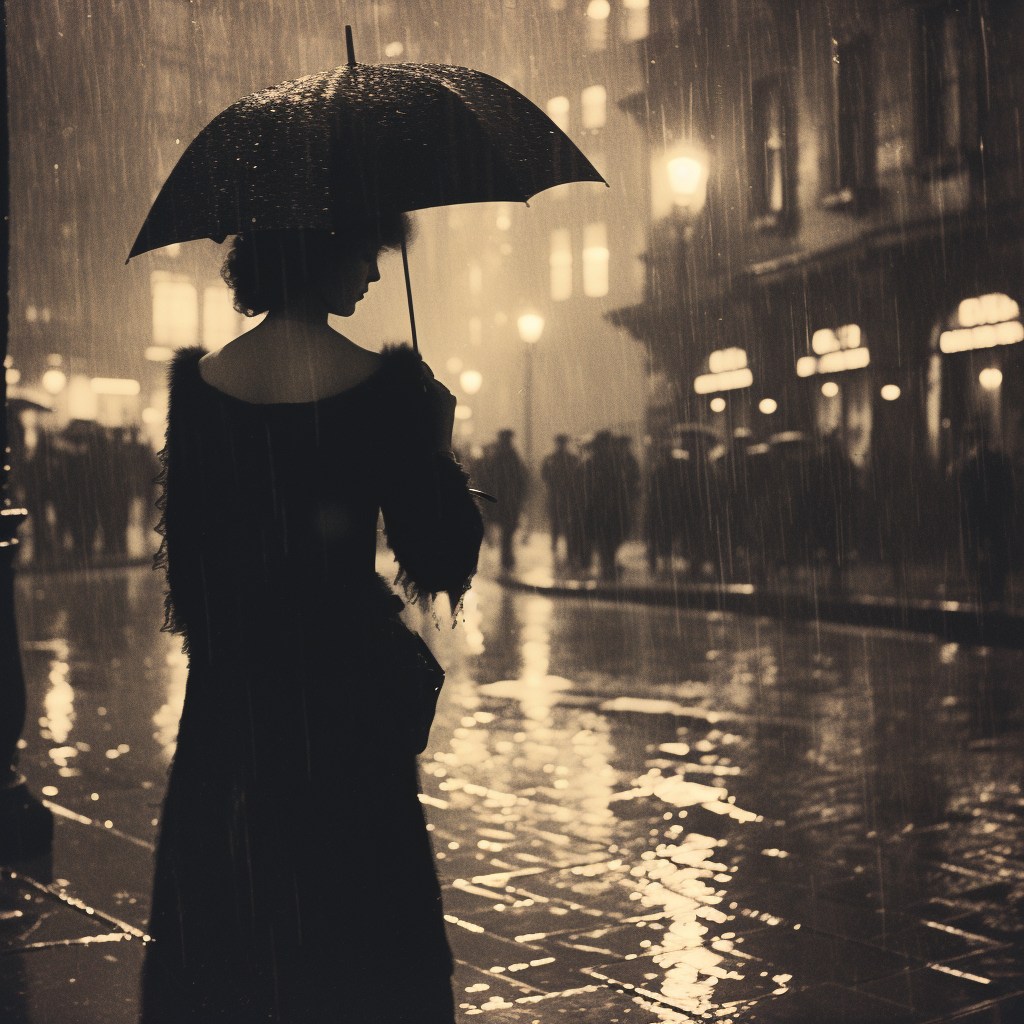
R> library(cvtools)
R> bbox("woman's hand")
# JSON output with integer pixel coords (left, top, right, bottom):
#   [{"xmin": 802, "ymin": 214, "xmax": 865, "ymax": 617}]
[{"xmin": 420, "ymin": 362, "xmax": 457, "ymax": 454}]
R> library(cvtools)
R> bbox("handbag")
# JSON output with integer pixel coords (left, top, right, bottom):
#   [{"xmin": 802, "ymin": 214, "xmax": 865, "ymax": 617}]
[{"xmin": 381, "ymin": 612, "xmax": 446, "ymax": 754}]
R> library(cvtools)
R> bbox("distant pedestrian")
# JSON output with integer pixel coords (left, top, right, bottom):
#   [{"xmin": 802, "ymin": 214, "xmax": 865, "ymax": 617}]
[
  {"xmin": 101, "ymin": 429, "xmax": 133, "ymax": 558},
  {"xmin": 957, "ymin": 427, "xmax": 1015, "ymax": 604},
  {"xmin": 541, "ymin": 434, "xmax": 578, "ymax": 558},
  {"xmin": 565, "ymin": 446, "xmax": 593, "ymax": 572},
  {"xmin": 584, "ymin": 430, "xmax": 635, "ymax": 581},
  {"xmin": 644, "ymin": 442, "xmax": 681, "ymax": 575},
  {"xmin": 24, "ymin": 426, "xmax": 61, "ymax": 562},
  {"xmin": 477, "ymin": 429, "xmax": 529, "ymax": 570}
]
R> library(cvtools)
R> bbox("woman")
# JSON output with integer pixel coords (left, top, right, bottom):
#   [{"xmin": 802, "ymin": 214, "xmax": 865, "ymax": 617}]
[{"xmin": 141, "ymin": 216, "xmax": 483, "ymax": 1022}]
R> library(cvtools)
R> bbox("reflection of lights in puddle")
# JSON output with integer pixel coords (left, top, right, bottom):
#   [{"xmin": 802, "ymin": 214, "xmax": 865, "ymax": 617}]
[
  {"xmin": 153, "ymin": 647, "xmax": 187, "ymax": 761},
  {"xmin": 42, "ymin": 658, "xmax": 74, "ymax": 743}
]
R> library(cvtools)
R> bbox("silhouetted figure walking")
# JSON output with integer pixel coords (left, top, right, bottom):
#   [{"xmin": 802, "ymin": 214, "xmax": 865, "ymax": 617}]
[
  {"xmin": 585, "ymin": 431, "xmax": 636, "ymax": 581},
  {"xmin": 142, "ymin": 220, "xmax": 483, "ymax": 1024},
  {"xmin": 541, "ymin": 434, "xmax": 578, "ymax": 558},
  {"xmin": 957, "ymin": 428, "xmax": 1015, "ymax": 605},
  {"xmin": 477, "ymin": 429, "xmax": 529, "ymax": 571},
  {"xmin": 565, "ymin": 450, "xmax": 592, "ymax": 572},
  {"xmin": 24, "ymin": 427, "xmax": 60, "ymax": 562}
]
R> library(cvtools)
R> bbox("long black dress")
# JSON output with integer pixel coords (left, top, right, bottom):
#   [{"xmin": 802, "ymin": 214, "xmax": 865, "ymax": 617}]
[{"xmin": 140, "ymin": 344, "xmax": 483, "ymax": 1023}]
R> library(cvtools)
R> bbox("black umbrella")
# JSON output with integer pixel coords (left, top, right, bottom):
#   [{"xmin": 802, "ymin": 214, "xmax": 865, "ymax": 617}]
[{"xmin": 128, "ymin": 28, "xmax": 605, "ymax": 353}]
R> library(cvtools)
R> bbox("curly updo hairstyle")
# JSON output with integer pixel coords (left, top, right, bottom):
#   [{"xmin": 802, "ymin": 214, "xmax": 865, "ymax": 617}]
[{"xmin": 221, "ymin": 211, "xmax": 412, "ymax": 317}]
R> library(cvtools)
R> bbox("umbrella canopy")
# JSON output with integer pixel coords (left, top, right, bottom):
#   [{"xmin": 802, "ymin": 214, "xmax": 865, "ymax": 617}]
[{"xmin": 128, "ymin": 61, "xmax": 606, "ymax": 260}]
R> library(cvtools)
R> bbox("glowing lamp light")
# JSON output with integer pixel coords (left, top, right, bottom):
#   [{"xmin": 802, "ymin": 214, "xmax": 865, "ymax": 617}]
[
  {"xmin": 668, "ymin": 157, "xmax": 702, "ymax": 197},
  {"xmin": 796, "ymin": 356, "xmax": 817, "ymax": 377},
  {"xmin": 708, "ymin": 348, "xmax": 747, "ymax": 374},
  {"xmin": 145, "ymin": 346, "xmax": 174, "ymax": 362},
  {"xmin": 958, "ymin": 293, "xmax": 1019, "ymax": 328},
  {"xmin": 517, "ymin": 313, "xmax": 545, "ymax": 344},
  {"xmin": 979, "ymin": 367, "xmax": 1003, "ymax": 390},
  {"xmin": 709, "ymin": 397, "xmax": 726, "ymax": 413},
  {"xmin": 759, "ymin": 398, "xmax": 777, "ymax": 414},
  {"xmin": 454, "ymin": 405, "xmax": 473, "ymax": 420},
  {"xmin": 940, "ymin": 320, "xmax": 1024, "ymax": 353},
  {"xmin": 5, "ymin": 368, "xmax": 21, "ymax": 385},
  {"xmin": 880, "ymin": 384, "xmax": 901, "ymax": 401},
  {"xmin": 587, "ymin": 0, "xmax": 611, "ymax": 18},
  {"xmin": 41, "ymin": 369, "xmax": 67, "ymax": 394},
  {"xmin": 821, "ymin": 381, "xmax": 839, "ymax": 398},
  {"xmin": 459, "ymin": 370, "xmax": 483, "ymax": 395},
  {"xmin": 384, "ymin": 41, "xmax": 404, "ymax": 58},
  {"xmin": 694, "ymin": 368, "xmax": 752, "ymax": 394}
]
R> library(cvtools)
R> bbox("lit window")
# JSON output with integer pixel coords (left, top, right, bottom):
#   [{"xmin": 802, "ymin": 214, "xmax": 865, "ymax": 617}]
[
  {"xmin": 623, "ymin": 0, "xmax": 649, "ymax": 40},
  {"xmin": 587, "ymin": 0, "xmax": 610, "ymax": 50},
  {"xmin": 202, "ymin": 284, "xmax": 239, "ymax": 351},
  {"xmin": 750, "ymin": 78, "xmax": 787, "ymax": 220},
  {"xmin": 546, "ymin": 96, "xmax": 570, "ymax": 134},
  {"xmin": 550, "ymin": 229, "xmax": 573, "ymax": 301},
  {"xmin": 151, "ymin": 271, "xmax": 198, "ymax": 347},
  {"xmin": 581, "ymin": 85, "xmax": 607, "ymax": 129},
  {"xmin": 583, "ymin": 223, "xmax": 609, "ymax": 298}
]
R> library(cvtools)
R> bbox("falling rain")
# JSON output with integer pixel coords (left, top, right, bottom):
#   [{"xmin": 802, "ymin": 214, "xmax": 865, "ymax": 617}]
[{"xmin": 1, "ymin": 2, "xmax": 1023, "ymax": 1022}]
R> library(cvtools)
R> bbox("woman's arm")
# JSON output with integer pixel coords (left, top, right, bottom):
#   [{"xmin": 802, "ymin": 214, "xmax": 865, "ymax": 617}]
[{"xmin": 377, "ymin": 346, "xmax": 484, "ymax": 618}]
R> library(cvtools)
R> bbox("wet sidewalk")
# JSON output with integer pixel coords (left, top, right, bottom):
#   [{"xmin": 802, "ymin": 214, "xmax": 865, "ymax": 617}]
[
  {"xmin": 3, "ymin": 562, "xmax": 1024, "ymax": 1021},
  {"xmin": 493, "ymin": 534, "xmax": 1024, "ymax": 650}
]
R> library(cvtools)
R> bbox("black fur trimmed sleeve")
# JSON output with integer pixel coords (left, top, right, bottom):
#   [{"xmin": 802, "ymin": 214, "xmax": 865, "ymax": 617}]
[
  {"xmin": 377, "ymin": 345, "xmax": 484, "ymax": 620},
  {"xmin": 153, "ymin": 346, "xmax": 211, "ymax": 658}
]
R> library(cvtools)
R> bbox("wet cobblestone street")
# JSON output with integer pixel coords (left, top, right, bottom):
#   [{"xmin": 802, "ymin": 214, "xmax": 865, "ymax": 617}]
[{"xmin": 2, "ymin": 549, "xmax": 1023, "ymax": 1021}]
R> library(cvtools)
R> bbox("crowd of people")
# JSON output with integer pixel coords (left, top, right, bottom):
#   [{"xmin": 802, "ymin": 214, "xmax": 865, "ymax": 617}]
[
  {"xmin": 467, "ymin": 423, "xmax": 1019, "ymax": 603},
  {"xmin": 467, "ymin": 428, "xmax": 640, "ymax": 580},
  {"xmin": 7, "ymin": 417, "xmax": 160, "ymax": 566}
]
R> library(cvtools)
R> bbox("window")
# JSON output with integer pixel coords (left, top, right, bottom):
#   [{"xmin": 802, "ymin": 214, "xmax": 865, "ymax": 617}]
[
  {"xmin": 834, "ymin": 37, "xmax": 876, "ymax": 197},
  {"xmin": 550, "ymin": 229, "xmax": 573, "ymax": 301},
  {"xmin": 546, "ymin": 96, "xmax": 570, "ymax": 134},
  {"xmin": 622, "ymin": 0, "xmax": 649, "ymax": 41},
  {"xmin": 587, "ymin": 0, "xmax": 610, "ymax": 51},
  {"xmin": 151, "ymin": 271, "xmax": 198, "ymax": 347},
  {"xmin": 749, "ymin": 79, "xmax": 789, "ymax": 224},
  {"xmin": 581, "ymin": 85, "xmax": 607, "ymax": 130},
  {"xmin": 202, "ymin": 284, "xmax": 240, "ymax": 351},
  {"xmin": 920, "ymin": 5, "xmax": 979, "ymax": 168},
  {"xmin": 583, "ymin": 223, "xmax": 609, "ymax": 298}
]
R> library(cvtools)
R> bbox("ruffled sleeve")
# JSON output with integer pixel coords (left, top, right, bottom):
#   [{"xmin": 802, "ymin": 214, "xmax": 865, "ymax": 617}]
[
  {"xmin": 153, "ymin": 347, "xmax": 212, "ymax": 658},
  {"xmin": 377, "ymin": 345, "xmax": 484, "ymax": 620}
]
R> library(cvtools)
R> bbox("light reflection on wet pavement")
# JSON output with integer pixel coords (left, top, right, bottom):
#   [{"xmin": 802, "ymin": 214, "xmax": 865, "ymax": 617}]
[{"xmin": 3, "ymin": 558, "xmax": 1023, "ymax": 1022}]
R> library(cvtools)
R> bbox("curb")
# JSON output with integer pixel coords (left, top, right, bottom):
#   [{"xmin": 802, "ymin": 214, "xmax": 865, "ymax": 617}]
[{"xmin": 499, "ymin": 574, "xmax": 1024, "ymax": 649}]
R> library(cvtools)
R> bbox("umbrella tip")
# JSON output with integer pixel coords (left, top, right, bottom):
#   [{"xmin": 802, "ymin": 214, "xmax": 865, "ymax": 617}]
[{"xmin": 345, "ymin": 25, "xmax": 356, "ymax": 65}]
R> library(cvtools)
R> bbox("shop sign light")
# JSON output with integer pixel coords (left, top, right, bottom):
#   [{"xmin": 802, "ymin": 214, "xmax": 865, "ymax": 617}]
[
  {"xmin": 940, "ymin": 293, "xmax": 1022, "ymax": 353},
  {"xmin": 797, "ymin": 324, "xmax": 869, "ymax": 376},
  {"xmin": 940, "ymin": 319, "xmax": 1023, "ymax": 354},
  {"xmin": 695, "ymin": 348, "xmax": 752, "ymax": 394}
]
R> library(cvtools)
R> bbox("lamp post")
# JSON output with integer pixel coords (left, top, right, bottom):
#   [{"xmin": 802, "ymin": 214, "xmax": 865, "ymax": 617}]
[{"xmin": 517, "ymin": 312, "xmax": 544, "ymax": 468}]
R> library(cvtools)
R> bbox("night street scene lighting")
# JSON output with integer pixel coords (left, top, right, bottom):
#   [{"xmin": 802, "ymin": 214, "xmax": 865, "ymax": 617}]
[{"xmin": 2, "ymin": 2, "xmax": 1024, "ymax": 1021}]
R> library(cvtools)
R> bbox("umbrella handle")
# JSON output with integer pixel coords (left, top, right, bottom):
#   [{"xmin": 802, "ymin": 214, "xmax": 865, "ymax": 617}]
[{"xmin": 401, "ymin": 235, "xmax": 419, "ymax": 354}]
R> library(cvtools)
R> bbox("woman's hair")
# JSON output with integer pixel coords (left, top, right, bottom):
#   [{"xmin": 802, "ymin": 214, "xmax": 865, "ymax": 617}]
[{"xmin": 222, "ymin": 211, "xmax": 412, "ymax": 317}]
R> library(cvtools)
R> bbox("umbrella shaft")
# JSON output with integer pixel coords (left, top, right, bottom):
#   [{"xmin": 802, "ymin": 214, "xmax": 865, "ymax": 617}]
[{"xmin": 401, "ymin": 236, "xmax": 419, "ymax": 354}]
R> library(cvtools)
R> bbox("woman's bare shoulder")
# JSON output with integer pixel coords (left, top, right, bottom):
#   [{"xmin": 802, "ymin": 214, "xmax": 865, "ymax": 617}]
[{"xmin": 199, "ymin": 331, "xmax": 382, "ymax": 403}]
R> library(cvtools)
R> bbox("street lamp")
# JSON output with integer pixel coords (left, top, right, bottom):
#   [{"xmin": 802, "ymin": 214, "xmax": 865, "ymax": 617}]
[{"xmin": 517, "ymin": 313, "xmax": 544, "ymax": 467}]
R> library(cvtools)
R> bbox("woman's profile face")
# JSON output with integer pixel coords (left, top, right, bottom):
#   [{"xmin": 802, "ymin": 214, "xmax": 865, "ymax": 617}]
[{"xmin": 319, "ymin": 247, "xmax": 381, "ymax": 317}]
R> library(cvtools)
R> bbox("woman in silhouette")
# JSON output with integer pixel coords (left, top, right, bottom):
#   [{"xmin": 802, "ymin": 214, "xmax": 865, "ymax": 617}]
[{"xmin": 141, "ymin": 217, "xmax": 483, "ymax": 1023}]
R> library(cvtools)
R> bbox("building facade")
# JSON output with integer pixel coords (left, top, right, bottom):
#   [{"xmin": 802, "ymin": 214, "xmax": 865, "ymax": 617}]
[{"xmin": 613, "ymin": 0, "xmax": 1024, "ymax": 495}]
